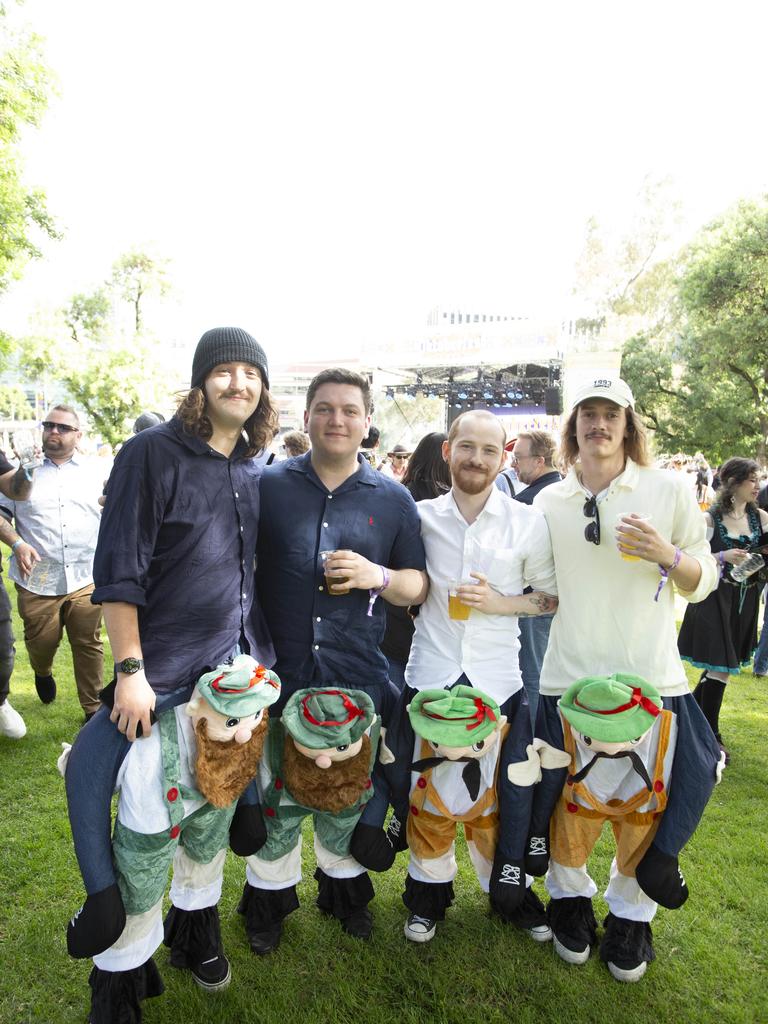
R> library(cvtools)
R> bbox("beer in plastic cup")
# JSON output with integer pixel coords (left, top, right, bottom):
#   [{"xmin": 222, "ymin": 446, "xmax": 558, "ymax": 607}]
[
  {"xmin": 320, "ymin": 550, "xmax": 350, "ymax": 595},
  {"xmin": 448, "ymin": 579, "xmax": 471, "ymax": 620},
  {"xmin": 615, "ymin": 513, "xmax": 651, "ymax": 562}
]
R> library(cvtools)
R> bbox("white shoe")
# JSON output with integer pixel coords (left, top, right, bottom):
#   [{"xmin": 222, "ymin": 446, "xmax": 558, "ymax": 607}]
[
  {"xmin": 526, "ymin": 922, "xmax": 553, "ymax": 943},
  {"xmin": 0, "ymin": 700, "xmax": 26, "ymax": 739},
  {"xmin": 607, "ymin": 959, "xmax": 648, "ymax": 983},
  {"xmin": 553, "ymin": 935, "xmax": 591, "ymax": 965},
  {"xmin": 404, "ymin": 914, "xmax": 436, "ymax": 943}
]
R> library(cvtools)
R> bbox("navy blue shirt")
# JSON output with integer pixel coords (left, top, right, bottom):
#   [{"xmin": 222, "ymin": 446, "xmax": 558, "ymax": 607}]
[
  {"xmin": 92, "ymin": 416, "xmax": 271, "ymax": 695},
  {"xmin": 257, "ymin": 452, "xmax": 426, "ymax": 693}
]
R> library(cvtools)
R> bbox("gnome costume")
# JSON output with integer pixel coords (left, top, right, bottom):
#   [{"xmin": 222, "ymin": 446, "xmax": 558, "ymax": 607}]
[
  {"xmin": 64, "ymin": 655, "xmax": 280, "ymax": 1023},
  {"xmin": 542, "ymin": 674, "xmax": 683, "ymax": 982},
  {"xmin": 239, "ymin": 687, "xmax": 381, "ymax": 953}
]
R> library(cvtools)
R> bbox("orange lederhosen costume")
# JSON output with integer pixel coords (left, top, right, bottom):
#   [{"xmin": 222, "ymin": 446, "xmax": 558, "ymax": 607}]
[
  {"xmin": 550, "ymin": 710, "xmax": 673, "ymax": 879},
  {"xmin": 407, "ymin": 725, "xmax": 509, "ymax": 884}
]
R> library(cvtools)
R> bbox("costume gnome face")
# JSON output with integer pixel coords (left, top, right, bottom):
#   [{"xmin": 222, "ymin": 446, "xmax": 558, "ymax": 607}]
[
  {"xmin": 280, "ymin": 688, "xmax": 377, "ymax": 813},
  {"xmin": 188, "ymin": 654, "xmax": 281, "ymax": 808}
]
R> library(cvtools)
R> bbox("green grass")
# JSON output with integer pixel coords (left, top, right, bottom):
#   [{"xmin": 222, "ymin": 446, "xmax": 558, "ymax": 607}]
[{"xmin": 1, "ymin": 585, "xmax": 767, "ymax": 1024}]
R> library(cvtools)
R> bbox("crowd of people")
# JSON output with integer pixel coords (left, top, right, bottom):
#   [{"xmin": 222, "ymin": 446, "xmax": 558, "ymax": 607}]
[{"xmin": 0, "ymin": 326, "xmax": 763, "ymax": 1022}]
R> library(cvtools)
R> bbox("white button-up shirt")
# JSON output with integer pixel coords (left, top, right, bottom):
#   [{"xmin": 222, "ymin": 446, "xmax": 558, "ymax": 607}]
[
  {"xmin": 8, "ymin": 454, "xmax": 104, "ymax": 596},
  {"xmin": 405, "ymin": 486, "xmax": 557, "ymax": 704}
]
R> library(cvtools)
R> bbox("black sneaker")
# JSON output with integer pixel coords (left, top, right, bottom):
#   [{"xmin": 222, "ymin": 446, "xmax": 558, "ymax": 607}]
[
  {"xmin": 340, "ymin": 906, "xmax": 373, "ymax": 940},
  {"xmin": 548, "ymin": 896, "xmax": 597, "ymax": 965},
  {"xmin": 599, "ymin": 912, "xmax": 655, "ymax": 982},
  {"xmin": 247, "ymin": 921, "xmax": 283, "ymax": 956},
  {"xmin": 190, "ymin": 953, "xmax": 231, "ymax": 992},
  {"xmin": 404, "ymin": 913, "xmax": 436, "ymax": 943},
  {"xmin": 34, "ymin": 674, "xmax": 56, "ymax": 704}
]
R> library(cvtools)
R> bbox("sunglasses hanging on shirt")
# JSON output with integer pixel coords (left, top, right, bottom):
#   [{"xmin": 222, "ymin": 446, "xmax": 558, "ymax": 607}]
[{"xmin": 583, "ymin": 495, "xmax": 600, "ymax": 545}]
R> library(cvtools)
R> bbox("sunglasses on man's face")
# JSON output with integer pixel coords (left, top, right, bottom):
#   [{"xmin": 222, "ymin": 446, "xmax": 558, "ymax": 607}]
[
  {"xmin": 41, "ymin": 421, "xmax": 78, "ymax": 434},
  {"xmin": 583, "ymin": 495, "xmax": 600, "ymax": 545}
]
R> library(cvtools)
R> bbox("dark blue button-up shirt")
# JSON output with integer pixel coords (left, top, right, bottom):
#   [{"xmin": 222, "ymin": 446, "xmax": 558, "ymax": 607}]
[
  {"xmin": 257, "ymin": 452, "xmax": 426, "ymax": 692},
  {"xmin": 92, "ymin": 416, "xmax": 271, "ymax": 694}
]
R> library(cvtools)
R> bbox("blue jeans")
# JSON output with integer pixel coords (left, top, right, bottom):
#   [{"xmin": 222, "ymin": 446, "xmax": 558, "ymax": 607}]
[
  {"xmin": 753, "ymin": 588, "xmax": 768, "ymax": 674},
  {"xmin": 518, "ymin": 614, "xmax": 553, "ymax": 727}
]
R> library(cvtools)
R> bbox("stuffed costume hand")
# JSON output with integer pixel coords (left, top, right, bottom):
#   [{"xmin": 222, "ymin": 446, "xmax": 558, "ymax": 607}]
[
  {"xmin": 229, "ymin": 802, "xmax": 268, "ymax": 857},
  {"xmin": 524, "ymin": 832, "xmax": 550, "ymax": 876},
  {"xmin": 67, "ymin": 883, "xmax": 126, "ymax": 958},
  {"xmin": 385, "ymin": 811, "xmax": 408, "ymax": 852},
  {"xmin": 349, "ymin": 822, "xmax": 399, "ymax": 872},
  {"xmin": 488, "ymin": 853, "xmax": 526, "ymax": 917},
  {"xmin": 635, "ymin": 842, "xmax": 689, "ymax": 908}
]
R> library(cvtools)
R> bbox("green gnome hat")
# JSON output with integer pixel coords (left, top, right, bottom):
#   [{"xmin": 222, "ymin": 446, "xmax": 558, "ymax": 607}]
[
  {"xmin": 408, "ymin": 685, "xmax": 501, "ymax": 747},
  {"xmin": 282, "ymin": 688, "xmax": 375, "ymax": 749},
  {"xmin": 195, "ymin": 654, "xmax": 281, "ymax": 718},
  {"xmin": 558, "ymin": 673, "xmax": 662, "ymax": 743}
]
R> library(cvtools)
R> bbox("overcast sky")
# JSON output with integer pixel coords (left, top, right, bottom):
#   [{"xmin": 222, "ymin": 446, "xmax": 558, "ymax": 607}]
[{"xmin": 4, "ymin": 0, "xmax": 768, "ymax": 364}]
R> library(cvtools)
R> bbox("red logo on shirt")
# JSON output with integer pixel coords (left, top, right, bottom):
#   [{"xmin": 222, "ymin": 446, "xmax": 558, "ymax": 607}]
[{"xmin": 369, "ymin": 516, "xmax": 374, "ymax": 525}]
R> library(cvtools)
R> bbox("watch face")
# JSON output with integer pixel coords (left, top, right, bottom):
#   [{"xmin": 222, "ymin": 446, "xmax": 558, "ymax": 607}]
[{"xmin": 118, "ymin": 658, "xmax": 142, "ymax": 674}]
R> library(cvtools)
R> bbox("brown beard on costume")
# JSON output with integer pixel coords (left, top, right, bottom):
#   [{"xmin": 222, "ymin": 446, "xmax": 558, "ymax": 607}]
[
  {"xmin": 282, "ymin": 733, "xmax": 371, "ymax": 812},
  {"xmin": 194, "ymin": 712, "xmax": 268, "ymax": 809}
]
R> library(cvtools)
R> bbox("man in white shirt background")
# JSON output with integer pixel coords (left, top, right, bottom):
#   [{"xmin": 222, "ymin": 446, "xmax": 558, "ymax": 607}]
[
  {"xmin": 7, "ymin": 405, "xmax": 105, "ymax": 722},
  {"xmin": 396, "ymin": 409, "xmax": 558, "ymax": 942}
]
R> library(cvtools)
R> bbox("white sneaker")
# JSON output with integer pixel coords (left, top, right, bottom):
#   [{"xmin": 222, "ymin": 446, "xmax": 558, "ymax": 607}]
[
  {"xmin": 404, "ymin": 914, "xmax": 436, "ymax": 943},
  {"xmin": 0, "ymin": 700, "xmax": 26, "ymax": 739},
  {"xmin": 526, "ymin": 922, "xmax": 553, "ymax": 943},
  {"xmin": 553, "ymin": 935, "xmax": 591, "ymax": 965},
  {"xmin": 607, "ymin": 959, "xmax": 648, "ymax": 983}
]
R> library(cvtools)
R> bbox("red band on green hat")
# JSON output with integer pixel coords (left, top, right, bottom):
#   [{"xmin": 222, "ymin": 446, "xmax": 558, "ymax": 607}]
[
  {"xmin": 423, "ymin": 696, "xmax": 497, "ymax": 731},
  {"xmin": 210, "ymin": 666, "xmax": 264, "ymax": 695},
  {"xmin": 574, "ymin": 686, "xmax": 660, "ymax": 718},
  {"xmin": 301, "ymin": 689, "xmax": 365, "ymax": 727}
]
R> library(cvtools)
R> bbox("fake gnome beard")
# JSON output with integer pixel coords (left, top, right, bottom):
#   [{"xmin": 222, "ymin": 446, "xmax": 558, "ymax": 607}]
[
  {"xmin": 194, "ymin": 712, "xmax": 269, "ymax": 808},
  {"xmin": 282, "ymin": 733, "xmax": 372, "ymax": 812}
]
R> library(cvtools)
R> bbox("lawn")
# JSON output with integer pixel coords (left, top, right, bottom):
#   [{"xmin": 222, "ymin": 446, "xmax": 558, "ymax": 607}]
[{"xmin": 0, "ymin": 582, "xmax": 766, "ymax": 1024}]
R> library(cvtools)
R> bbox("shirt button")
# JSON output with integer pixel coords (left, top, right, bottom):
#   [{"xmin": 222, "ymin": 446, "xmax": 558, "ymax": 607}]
[
  {"xmin": 316, "ymin": 617, "xmax": 321, "ymax": 622},
  {"xmin": 328, "ymin": 495, "xmax": 333, "ymax": 499},
  {"xmin": 167, "ymin": 787, "xmax": 179, "ymax": 802},
  {"xmin": 242, "ymin": 593, "xmax": 247, "ymax": 600},
  {"xmin": 314, "ymin": 644, "xmax": 319, "ymax": 651},
  {"xmin": 170, "ymin": 825, "xmax": 180, "ymax": 839},
  {"xmin": 323, "ymin": 522, "xmax": 329, "ymax": 528},
  {"xmin": 240, "ymin": 526, "xmax": 244, "ymax": 533},
  {"xmin": 235, "ymin": 492, "xmax": 239, "ymax": 498}
]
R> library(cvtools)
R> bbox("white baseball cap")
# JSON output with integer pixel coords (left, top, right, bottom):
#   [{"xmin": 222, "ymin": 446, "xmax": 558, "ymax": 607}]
[{"xmin": 570, "ymin": 377, "xmax": 635, "ymax": 410}]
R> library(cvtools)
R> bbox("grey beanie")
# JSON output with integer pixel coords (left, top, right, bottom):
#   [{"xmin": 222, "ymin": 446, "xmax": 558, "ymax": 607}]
[{"xmin": 191, "ymin": 327, "xmax": 270, "ymax": 390}]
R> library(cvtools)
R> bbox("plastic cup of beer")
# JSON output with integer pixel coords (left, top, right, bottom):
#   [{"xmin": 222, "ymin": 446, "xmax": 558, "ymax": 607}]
[
  {"xmin": 616, "ymin": 513, "xmax": 652, "ymax": 562},
  {"xmin": 448, "ymin": 579, "xmax": 471, "ymax": 620},
  {"xmin": 320, "ymin": 550, "xmax": 350, "ymax": 595}
]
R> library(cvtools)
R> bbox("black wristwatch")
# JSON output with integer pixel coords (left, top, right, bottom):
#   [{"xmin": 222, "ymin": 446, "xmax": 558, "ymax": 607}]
[{"xmin": 115, "ymin": 657, "xmax": 144, "ymax": 675}]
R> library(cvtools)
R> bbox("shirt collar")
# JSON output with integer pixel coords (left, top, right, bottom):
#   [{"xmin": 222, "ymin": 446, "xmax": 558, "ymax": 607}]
[
  {"xmin": 288, "ymin": 451, "xmax": 380, "ymax": 490},
  {"xmin": 432, "ymin": 485, "xmax": 507, "ymax": 519},
  {"xmin": 168, "ymin": 415, "xmax": 249, "ymax": 459},
  {"xmin": 562, "ymin": 457, "xmax": 640, "ymax": 497}
]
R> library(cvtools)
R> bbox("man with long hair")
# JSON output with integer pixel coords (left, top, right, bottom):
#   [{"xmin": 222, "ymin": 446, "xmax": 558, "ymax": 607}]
[
  {"xmin": 63, "ymin": 327, "xmax": 278, "ymax": 1015},
  {"xmin": 527, "ymin": 377, "xmax": 721, "ymax": 983}
]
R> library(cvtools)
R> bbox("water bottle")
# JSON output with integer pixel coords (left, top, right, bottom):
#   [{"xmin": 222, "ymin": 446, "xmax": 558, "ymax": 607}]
[{"xmin": 730, "ymin": 552, "xmax": 765, "ymax": 582}]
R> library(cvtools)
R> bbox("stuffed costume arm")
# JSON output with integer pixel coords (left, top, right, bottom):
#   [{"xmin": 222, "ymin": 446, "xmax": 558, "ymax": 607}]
[
  {"xmin": 229, "ymin": 779, "xmax": 267, "ymax": 857},
  {"xmin": 525, "ymin": 695, "xmax": 568, "ymax": 875},
  {"xmin": 64, "ymin": 713, "xmax": 131, "ymax": 957},
  {"xmin": 350, "ymin": 686, "xmax": 413, "ymax": 871},
  {"xmin": 488, "ymin": 689, "xmax": 535, "ymax": 916}
]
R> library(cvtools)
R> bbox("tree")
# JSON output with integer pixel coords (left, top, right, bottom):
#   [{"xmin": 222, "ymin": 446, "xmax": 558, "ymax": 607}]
[
  {"xmin": 0, "ymin": 382, "xmax": 33, "ymax": 419},
  {"xmin": 110, "ymin": 250, "xmax": 169, "ymax": 334},
  {"xmin": 0, "ymin": 4, "xmax": 59, "ymax": 296}
]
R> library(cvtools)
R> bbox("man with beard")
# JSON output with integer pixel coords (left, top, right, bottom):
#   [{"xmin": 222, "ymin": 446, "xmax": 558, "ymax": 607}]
[
  {"xmin": 64, "ymin": 656, "xmax": 280, "ymax": 1021},
  {"xmin": 396, "ymin": 409, "xmax": 559, "ymax": 942},
  {"xmin": 7, "ymin": 404, "xmax": 106, "ymax": 722},
  {"xmin": 64, "ymin": 327, "xmax": 278, "ymax": 1009},
  {"xmin": 239, "ymin": 688, "xmax": 379, "ymax": 953}
]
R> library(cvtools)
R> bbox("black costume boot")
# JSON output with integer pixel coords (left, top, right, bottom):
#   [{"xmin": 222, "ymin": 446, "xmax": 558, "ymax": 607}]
[
  {"xmin": 599, "ymin": 912, "xmax": 655, "ymax": 983},
  {"xmin": 314, "ymin": 867, "xmax": 375, "ymax": 939},
  {"xmin": 163, "ymin": 905, "xmax": 230, "ymax": 991},
  {"xmin": 237, "ymin": 881, "xmax": 299, "ymax": 955},
  {"xmin": 88, "ymin": 958, "xmax": 164, "ymax": 1024}
]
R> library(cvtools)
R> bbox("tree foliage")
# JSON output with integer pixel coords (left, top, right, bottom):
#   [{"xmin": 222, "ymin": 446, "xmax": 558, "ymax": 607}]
[
  {"xmin": 17, "ymin": 249, "xmax": 172, "ymax": 446},
  {"xmin": 0, "ymin": 4, "xmax": 59, "ymax": 294},
  {"xmin": 0, "ymin": 382, "xmax": 32, "ymax": 418}
]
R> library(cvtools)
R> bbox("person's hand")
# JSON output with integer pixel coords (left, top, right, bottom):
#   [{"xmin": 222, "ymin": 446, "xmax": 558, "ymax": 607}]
[
  {"xmin": 456, "ymin": 573, "xmax": 505, "ymax": 614},
  {"xmin": 722, "ymin": 548, "xmax": 749, "ymax": 566},
  {"xmin": 323, "ymin": 550, "xmax": 386, "ymax": 593},
  {"xmin": 13, "ymin": 541, "xmax": 40, "ymax": 580},
  {"xmin": 110, "ymin": 671, "xmax": 156, "ymax": 741},
  {"xmin": 615, "ymin": 515, "xmax": 674, "ymax": 565}
]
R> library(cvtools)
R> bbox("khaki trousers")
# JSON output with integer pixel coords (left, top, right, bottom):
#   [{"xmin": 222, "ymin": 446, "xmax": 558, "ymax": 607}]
[{"xmin": 16, "ymin": 583, "xmax": 103, "ymax": 714}]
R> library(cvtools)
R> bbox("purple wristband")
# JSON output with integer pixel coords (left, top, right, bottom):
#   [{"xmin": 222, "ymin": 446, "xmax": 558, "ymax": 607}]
[
  {"xmin": 654, "ymin": 547, "xmax": 682, "ymax": 602},
  {"xmin": 367, "ymin": 566, "xmax": 391, "ymax": 617}
]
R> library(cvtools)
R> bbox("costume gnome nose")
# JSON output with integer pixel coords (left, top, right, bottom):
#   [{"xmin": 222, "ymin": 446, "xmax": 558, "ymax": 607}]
[
  {"xmin": 314, "ymin": 753, "xmax": 333, "ymax": 769},
  {"xmin": 234, "ymin": 725, "xmax": 254, "ymax": 744}
]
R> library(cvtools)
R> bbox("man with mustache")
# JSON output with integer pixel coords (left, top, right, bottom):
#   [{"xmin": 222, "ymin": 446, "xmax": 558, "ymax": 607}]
[
  {"xmin": 64, "ymin": 327, "xmax": 278, "ymax": 1005},
  {"xmin": 394, "ymin": 409, "xmax": 559, "ymax": 942},
  {"xmin": 527, "ymin": 377, "xmax": 721, "ymax": 982}
]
